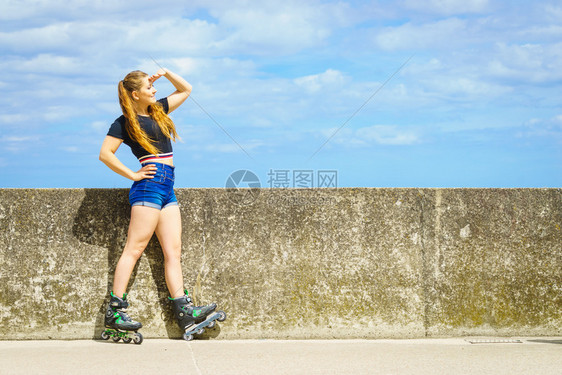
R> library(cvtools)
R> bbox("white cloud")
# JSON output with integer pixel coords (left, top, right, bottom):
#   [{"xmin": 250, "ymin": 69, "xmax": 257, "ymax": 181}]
[
  {"xmin": 0, "ymin": 0, "xmax": 358, "ymax": 131},
  {"xmin": 356, "ymin": 125, "xmax": 419, "ymax": 145},
  {"xmin": 1, "ymin": 0, "xmax": 351, "ymax": 58},
  {"xmin": 163, "ymin": 57, "xmax": 258, "ymax": 80},
  {"xmin": 517, "ymin": 115, "xmax": 562, "ymax": 141},
  {"xmin": 418, "ymin": 73, "xmax": 512, "ymax": 101},
  {"xmin": 62, "ymin": 146, "xmax": 80, "ymax": 153},
  {"xmin": 544, "ymin": 4, "xmax": 562, "ymax": 22},
  {"xmin": 487, "ymin": 42, "xmax": 562, "ymax": 83},
  {"xmin": 0, "ymin": 18, "xmax": 219, "ymax": 57},
  {"xmin": 0, "ymin": 135, "xmax": 41, "ymax": 154},
  {"xmin": 316, "ymin": 125, "xmax": 420, "ymax": 148},
  {"xmin": 0, "ymin": 136, "xmax": 35, "ymax": 142},
  {"xmin": 369, "ymin": 3, "xmax": 561, "ymax": 63},
  {"xmin": 90, "ymin": 121, "xmax": 107, "ymax": 131},
  {"xmin": 203, "ymin": 0, "xmax": 352, "ymax": 55},
  {"xmin": 375, "ymin": 18, "xmax": 469, "ymax": 51},
  {"xmin": 401, "ymin": 0, "xmax": 491, "ymax": 15},
  {"xmin": 172, "ymin": 123, "xmax": 265, "ymax": 156},
  {"xmin": 9, "ymin": 54, "xmax": 83, "ymax": 74},
  {"xmin": 0, "ymin": 0, "xmax": 186, "ymax": 23},
  {"xmin": 0, "ymin": 114, "xmax": 30, "ymax": 124},
  {"xmin": 294, "ymin": 69, "xmax": 347, "ymax": 94}
]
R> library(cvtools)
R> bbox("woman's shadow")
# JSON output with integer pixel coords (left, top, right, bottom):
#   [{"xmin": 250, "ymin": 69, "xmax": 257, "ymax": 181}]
[{"xmin": 72, "ymin": 188, "xmax": 181, "ymax": 340}]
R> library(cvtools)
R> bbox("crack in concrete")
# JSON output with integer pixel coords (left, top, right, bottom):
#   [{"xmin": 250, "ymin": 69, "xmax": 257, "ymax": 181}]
[
  {"xmin": 418, "ymin": 189, "xmax": 430, "ymax": 337},
  {"xmin": 187, "ymin": 342, "xmax": 203, "ymax": 375}
]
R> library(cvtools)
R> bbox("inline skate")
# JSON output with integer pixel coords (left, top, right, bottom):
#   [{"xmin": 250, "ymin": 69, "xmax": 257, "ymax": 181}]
[
  {"xmin": 169, "ymin": 290, "xmax": 227, "ymax": 341},
  {"xmin": 101, "ymin": 292, "xmax": 143, "ymax": 344}
]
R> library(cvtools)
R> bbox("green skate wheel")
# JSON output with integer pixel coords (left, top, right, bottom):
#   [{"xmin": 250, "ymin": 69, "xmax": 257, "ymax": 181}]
[
  {"xmin": 112, "ymin": 336, "xmax": 121, "ymax": 343},
  {"xmin": 133, "ymin": 332, "xmax": 143, "ymax": 345},
  {"xmin": 183, "ymin": 332, "xmax": 194, "ymax": 341}
]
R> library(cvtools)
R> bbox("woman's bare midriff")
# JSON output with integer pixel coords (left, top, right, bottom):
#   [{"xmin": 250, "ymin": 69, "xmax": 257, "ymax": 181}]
[{"xmin": 143, "ymin": 158, "xmax": 174, "ymax": 167}]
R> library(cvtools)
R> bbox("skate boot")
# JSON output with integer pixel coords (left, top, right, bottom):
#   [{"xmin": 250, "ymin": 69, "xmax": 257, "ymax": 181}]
[
  {"xmin": 101, "ymin": 292, "xmax": 143, "ymax": 344},
  {"xmin": 169, "ymin": 290, "xmax": 226, "ymax": 341}
]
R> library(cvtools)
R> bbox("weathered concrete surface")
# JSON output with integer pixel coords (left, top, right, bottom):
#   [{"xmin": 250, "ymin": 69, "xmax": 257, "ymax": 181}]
[
  {"xmin": 424, "ymin": 189, "xmax": 562, "ymax": 336},
  {"xmin": 0, "ymin": 188, "xmax": 560, "ymax": 340}
]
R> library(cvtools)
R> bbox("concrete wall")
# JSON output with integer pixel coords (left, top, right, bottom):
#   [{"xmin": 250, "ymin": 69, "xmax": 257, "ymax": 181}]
[{"xmin": 0, "ymin": 188, "xmax": 560, "ymax": 340}]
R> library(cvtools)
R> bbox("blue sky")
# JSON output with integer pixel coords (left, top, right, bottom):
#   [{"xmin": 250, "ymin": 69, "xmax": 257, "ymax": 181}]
[{"xmin": 1, "ymin": 0, "xmax": 561, "ymax": 188}]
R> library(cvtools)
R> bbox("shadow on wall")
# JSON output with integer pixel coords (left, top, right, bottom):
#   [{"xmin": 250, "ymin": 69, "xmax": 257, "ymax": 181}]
[{"xmin": 71, "ymin": 188, "xmax": 180, "ymax": 339}]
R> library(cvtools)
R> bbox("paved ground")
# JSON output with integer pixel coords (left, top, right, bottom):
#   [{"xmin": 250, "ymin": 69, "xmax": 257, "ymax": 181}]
[{"xmin": 0, "ymin": 338, "xmax": 560, "ymax": 374}]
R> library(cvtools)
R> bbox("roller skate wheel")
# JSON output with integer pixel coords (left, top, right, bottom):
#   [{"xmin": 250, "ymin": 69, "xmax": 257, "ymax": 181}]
[
  {"xmin": 133, "ymin": 332, "xmax": 143, "ymax": 345},
  {"xmin": 101, "ymin": 331, "xmax": 110, "ymax": 340},
  {"xmin": 183, "ymin": 333, "xmax": 194, "ymax": 341},
  {"xmin": 208, "ymin": 320, "xmax": 216, "ymax": 328},
  {"xmin": 217, "ymin": 311, "xmax": 227, "ymax": 322},
  {"xmin": 112, "ymin": 336, "xmax": 121, "ymax": 343},
  {"xmin": 196, "ymin": 328, "xmax": 205, "ymax": 335},
  {"xmin": 122, "ymin": 337, "xmax": 133, "ymax": 344}
]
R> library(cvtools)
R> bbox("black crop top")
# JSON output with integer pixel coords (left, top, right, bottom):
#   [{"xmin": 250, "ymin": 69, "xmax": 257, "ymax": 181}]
[{"xmin": 107, "ymin": 98, "xmax": 173, "ymax": 163}]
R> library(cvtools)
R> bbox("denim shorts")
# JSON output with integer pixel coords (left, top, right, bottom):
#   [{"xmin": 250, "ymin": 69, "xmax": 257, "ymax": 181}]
[{"xmin": 129, "ymin": 163, "xmax": 178, "ymax": 210}]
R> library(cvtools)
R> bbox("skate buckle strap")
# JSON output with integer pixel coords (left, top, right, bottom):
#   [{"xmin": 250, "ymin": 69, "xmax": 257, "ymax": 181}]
[
  {"xmin": 182, "ymin": 289, "xmax": 193, "ymax": 304},
  {"xmin": 110, "ymin": 300, "xmax": 129, "ymax": 309},
  {"xmin": 109, "ymin": 292, "xmax": 129, "ymax": 309},
  {"xmin": 178, "ymin": 295, "xmax": 193, "ymax": 305}
]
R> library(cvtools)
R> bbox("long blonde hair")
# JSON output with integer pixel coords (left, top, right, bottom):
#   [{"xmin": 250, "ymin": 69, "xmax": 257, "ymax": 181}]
[{"xmin": 118, "ymin": 70, "xmax": 179, "ymax": 155}]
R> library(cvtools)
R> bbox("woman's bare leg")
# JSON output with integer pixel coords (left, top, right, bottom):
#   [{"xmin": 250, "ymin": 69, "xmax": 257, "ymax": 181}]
[
  {"xmin": 112, "ymin": 205, "xmax": 161, "ymax": 297},
  {"xmin": 155, "ymin": 204, "xmax": 184, "ymax": 298}
]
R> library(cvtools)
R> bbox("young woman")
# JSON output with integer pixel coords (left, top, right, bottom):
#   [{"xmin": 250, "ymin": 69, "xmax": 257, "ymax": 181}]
[{"xmin": 99, "ymin": 68, "xmax": 216, "ymax": 340}]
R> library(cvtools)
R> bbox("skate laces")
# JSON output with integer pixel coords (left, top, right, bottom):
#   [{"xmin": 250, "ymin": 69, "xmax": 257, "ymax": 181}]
[
  {"xmin": 117, "ymin": 309, "xmax": 133, "ymax": 322},
  {"xmin": 180, "ymin": 296, "xmax": 195, "ymax": 313}
]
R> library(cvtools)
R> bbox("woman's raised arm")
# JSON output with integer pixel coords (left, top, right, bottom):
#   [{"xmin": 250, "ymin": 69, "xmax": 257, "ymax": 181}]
[{"xmin": 150, "ymin": 68, "xmax": 192, "ymax": 113}]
